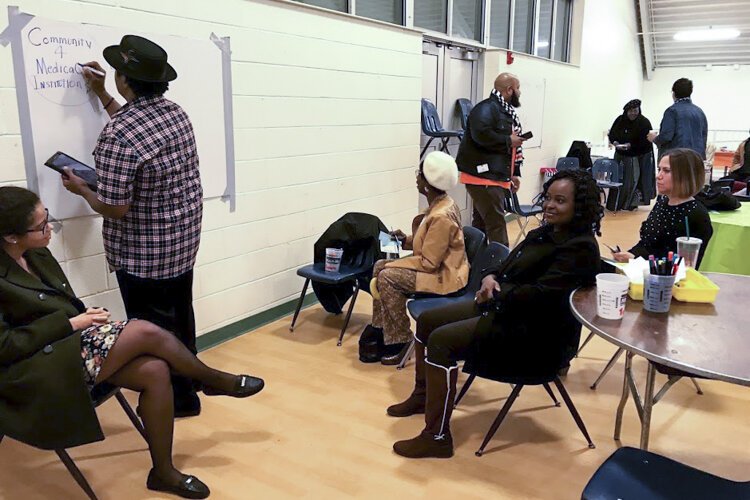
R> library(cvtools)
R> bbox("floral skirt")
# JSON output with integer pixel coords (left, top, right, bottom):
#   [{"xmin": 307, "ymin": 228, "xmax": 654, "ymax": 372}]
[{"xmin": 80, "ymin": 320, "xmax": 130, "ymax": 387}]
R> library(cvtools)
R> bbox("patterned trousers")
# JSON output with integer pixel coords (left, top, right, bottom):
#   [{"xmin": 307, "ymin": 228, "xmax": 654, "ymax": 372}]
[{"xmin": 371, "ymin": 259, "xmax": 417, "ymax": 345}]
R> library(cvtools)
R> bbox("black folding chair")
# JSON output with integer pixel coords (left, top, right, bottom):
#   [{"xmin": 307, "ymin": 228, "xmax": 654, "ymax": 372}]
[
  {"xmin": 455, "ymin": 373, "xmax": 595, "ymax": 456},
  {"xmin": 0, "ymin": 384, "xmax": 146, "ymax": 500}
]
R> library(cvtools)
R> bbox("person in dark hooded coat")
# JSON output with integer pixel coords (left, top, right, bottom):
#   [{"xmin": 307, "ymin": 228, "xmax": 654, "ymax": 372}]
[{"xmin": 608, "ymin": 99, "xmax": 656, "ymax": 208}]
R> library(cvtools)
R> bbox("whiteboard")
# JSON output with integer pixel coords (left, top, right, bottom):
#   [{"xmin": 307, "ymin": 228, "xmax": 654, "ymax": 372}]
[
  {"xmin": 8, "ymin": 12, "xmax": 233, "ymax": 219},
  {"xmin": 516, "ymin": 77, "xmax": 545, "ymax": 149}
]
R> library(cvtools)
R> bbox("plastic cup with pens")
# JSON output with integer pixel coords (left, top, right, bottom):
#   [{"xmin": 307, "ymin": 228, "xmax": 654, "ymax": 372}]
[{"xmin": 643, "ymin": 252, "xmax": 681, "ymax": 313}]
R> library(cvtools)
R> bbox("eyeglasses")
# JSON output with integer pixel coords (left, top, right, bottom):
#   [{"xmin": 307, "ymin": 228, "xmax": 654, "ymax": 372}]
[{"xmin": 26, "ymin": 208, "xmax": 59, "ymax": 236}]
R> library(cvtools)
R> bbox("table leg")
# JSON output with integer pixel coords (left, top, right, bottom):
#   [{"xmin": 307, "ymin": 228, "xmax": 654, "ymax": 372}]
[
  {"xmin": 640, "ymin": 361, "xmax": 657, "ymax": 450},
  {"xmin": 614, "ymin": 351, "xmax": 633, "ymax": 441}
]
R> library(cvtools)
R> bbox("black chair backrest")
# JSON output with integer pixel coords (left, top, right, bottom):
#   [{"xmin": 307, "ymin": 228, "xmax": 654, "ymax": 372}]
[
  {"xmin": 711, "ymin": 178, "xmax": 735, "ymax": 193},
  {"xmin": 502, "ymin": 190, "xmax": 519, "ymax": 215},
  {"xmin": 556, "ymin": 157, "xmax": 580, "ymax": 171},
  {"xmin": 462, "ymin": 226, "xmax": 486, "ymax": 264},
  {"xmin": 456, "ymin": 98, "xmax": 474, "ymax": 131},
  {"xmin": 421, "ymin": 98, "xmax": 444, "ymax": 135},
  {"xmin": 592, "ymin": 158, "xmax": 622, "ymax": 182},
  {"xmin": 565, "ymin": 140, "xmax": 593, "ymax": 170},
  {"xmin": 466, "ymin": 241, "xmax": 510, "ymax": 291}
]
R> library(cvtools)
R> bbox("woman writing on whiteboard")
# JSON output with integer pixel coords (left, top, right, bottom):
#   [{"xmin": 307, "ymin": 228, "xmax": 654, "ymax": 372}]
[
  {"xmin": 64, "ymin": 35, "xmax": 206, "ymax": 420},
  {"xmin": 0, "ymin": 186, "xmax": 262, "ymax": 498}
]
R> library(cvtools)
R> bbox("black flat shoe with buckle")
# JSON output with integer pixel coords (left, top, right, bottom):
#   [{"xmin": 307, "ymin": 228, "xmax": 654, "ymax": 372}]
[
  {"xmin": 202, "ymin": 375, "xmax": 264, "ymax": 398},
  {"xmin": 146, "ymin": 469, "xmax": 210, "ymax": 499}
]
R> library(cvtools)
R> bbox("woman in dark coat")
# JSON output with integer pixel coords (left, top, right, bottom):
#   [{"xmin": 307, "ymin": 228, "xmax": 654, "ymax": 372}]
[
  {"xmin": 0, "ymin": 187, "xmax": 264, "ymax": 499},
  {"xmin": 387, "ymin": 170, "xmax": 603, "ymax": 459},
  {"xmin": 608, "ymin": 99, "xmax": 656, "ymax": 208}
]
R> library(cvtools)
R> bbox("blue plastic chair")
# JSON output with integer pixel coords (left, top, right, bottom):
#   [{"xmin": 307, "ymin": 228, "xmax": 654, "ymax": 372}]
[
  {"xmin": 420, "ymin": 98, "xmax": 463, "ymax": 159},
  {"xmin": 395, "ymin": 229, "xmax": 497, "ymax": 369},
  {"xmin": 406, "ymin": 240, "xmax": 509, "ymax": 323},
  {"xmin": 455, "ymin": 98, "xmax": 474, "ymax": 132},
  {"xmin": 290, "ymin": 261, "xmax": 371, "ymax": 346},
  {"xmin": 555, "ymin": 157, "xmax": 580, "ymax": 171},
  {"xmin": 504, "ymin": 190, "xmax": 544, "ymax": 247},
  {"xmin": 592, "ymin": 158, "xmax": 624, "ymax": 212},
  {"xmin": 582, "ymin": 446, "xmax": 750, "ymax": 500}
]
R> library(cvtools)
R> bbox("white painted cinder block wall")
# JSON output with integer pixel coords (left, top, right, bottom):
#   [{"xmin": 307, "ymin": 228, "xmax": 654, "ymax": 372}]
[
  {"xmin": 481, "ymin": 0, "xmax": 645, "ymax": 203},
  {"xmin": 0, "ymin": 0, "xmax": 421, "ymax": 335},
  {"xmin": 643, "ymin": 65, "xmax": 750, "ymax": 133}
]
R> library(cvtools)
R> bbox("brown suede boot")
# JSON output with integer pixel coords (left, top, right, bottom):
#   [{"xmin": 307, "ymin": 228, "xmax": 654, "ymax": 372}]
[
  {"xmin": 392, "ymin": 362, "xmax": 457, "ymax": 459},
  {"xmin": 387, "ymin": 341, "xmax": 426, "ymax": 417}
]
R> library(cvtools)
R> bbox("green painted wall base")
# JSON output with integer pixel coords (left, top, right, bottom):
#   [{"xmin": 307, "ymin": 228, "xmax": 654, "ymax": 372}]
[{"xmin": 197, "ymin": 294, "xmax": 318, "ymax": 351}]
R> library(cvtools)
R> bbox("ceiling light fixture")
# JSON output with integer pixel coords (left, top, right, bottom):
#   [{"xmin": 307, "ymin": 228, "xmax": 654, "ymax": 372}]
[{"xmin": 673, "ymin": 27, "xmax": 740, "ymax": 42}]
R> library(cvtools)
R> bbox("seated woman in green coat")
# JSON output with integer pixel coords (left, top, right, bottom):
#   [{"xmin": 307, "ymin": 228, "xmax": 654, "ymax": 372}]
[{"xmin": 0, "ymin": 187, "xmax": 263, "ymax": 499}]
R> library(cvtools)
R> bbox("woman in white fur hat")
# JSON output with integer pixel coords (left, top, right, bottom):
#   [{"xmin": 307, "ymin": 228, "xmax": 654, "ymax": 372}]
[{"xmin": 368, "ymin": 151, "xmax": 469, "ymax": 365}]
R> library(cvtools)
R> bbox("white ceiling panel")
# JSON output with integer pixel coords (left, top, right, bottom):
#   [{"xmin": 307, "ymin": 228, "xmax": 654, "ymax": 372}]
[{"xmin": 642, "ymin": 0, "xmax": 750, "ymax": 67}]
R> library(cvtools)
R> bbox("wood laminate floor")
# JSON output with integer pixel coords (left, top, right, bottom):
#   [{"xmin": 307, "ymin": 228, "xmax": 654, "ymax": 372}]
[{"xmin": 2, "ymin": 206, "xmax": 748, "ymax": 499}]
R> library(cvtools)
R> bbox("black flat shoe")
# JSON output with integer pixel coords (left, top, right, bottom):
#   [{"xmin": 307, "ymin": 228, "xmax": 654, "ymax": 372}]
[
  {"xmin": 146, "ymin": 469, "xmax": 210, "ymax": 499},
  {"xmin": 203, "ymin": 375, "xmax": 264, "ymax": 398},
  {"xmin": 381, "ymin": 343, "xmax": 409, "ymax": 366}
]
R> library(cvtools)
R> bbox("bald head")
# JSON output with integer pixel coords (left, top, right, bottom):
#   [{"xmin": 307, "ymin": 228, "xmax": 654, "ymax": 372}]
[
  {"xmin": 494, "ymin": 72, "xmax": 521, "ymax": 107},
  {"xmin": 494, "ymin": 73, "xmax": 519, "ymax": 92}
]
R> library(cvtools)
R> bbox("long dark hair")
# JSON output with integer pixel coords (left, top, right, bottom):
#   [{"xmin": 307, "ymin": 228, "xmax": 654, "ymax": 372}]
[
  {"xmin": 0, "ymin": 186, "xmax": 40, "ymax": 237},
  {"xmin": 541, "ymin": 169, "xmax": 604, "ymax": 236}
]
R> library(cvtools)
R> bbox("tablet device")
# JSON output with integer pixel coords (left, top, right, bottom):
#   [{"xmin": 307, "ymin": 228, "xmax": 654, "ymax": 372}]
[
  {"xmin": 520, "ymin": 131, "xmax": 533, "ymax": 140},
  {"xmin": 44, "ymin": 151, "xmax": 98, "ymax": 191}
]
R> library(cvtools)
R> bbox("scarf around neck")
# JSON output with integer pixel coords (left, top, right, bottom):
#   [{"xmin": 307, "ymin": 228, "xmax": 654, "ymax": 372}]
[{"xmin": 491, "ymin": 88, "xmax": 524, "ymax": 173}]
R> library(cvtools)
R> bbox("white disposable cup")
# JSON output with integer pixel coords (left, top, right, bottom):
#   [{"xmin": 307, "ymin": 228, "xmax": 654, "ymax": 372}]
[
  {"xmin": 324, "ymin": 248, "xmax": 344, "ymax": 273},
  {"xmin": 595, "ymin": 273, "xmax": 630, "ymax": 320},
  {"xmin": 676, "ymin": 237, "xmax": 702, "ymax": 269}
]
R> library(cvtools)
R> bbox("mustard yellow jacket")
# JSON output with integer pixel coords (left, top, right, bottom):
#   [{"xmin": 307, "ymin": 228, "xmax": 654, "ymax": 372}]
[{"xmin": 386, "ymin": 194, "xmax": 469, "ymax": 295}]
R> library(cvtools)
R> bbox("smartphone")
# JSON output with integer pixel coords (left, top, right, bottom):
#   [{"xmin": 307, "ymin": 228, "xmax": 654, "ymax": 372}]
[
  {"xmin": 520, "ymin": 131, "xmax": 533, "ymax": 140},
  {"xmin": 44, "ymin": 151, "xmax": 97, "ymax": 191}
]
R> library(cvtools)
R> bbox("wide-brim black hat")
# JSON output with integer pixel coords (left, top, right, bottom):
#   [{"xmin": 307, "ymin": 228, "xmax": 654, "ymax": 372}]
[{"xmin": 103, "ymin": 35, "xmax": 177, "ymax": 83}]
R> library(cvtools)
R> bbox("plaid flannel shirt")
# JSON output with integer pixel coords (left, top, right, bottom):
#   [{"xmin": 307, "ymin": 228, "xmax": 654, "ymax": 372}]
[{"xmin": 94, "ymin": 95, "xmax": 203, "ymax": 279}]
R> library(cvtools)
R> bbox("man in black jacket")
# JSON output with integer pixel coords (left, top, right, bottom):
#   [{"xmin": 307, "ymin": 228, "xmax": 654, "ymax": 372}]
[{"xmin": 456, "ymin": 73, "xmax": 526, "ymax": 246}]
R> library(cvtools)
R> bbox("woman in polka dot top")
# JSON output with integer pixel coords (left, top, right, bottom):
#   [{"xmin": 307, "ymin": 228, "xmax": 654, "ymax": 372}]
[{"xmin": 612, "ymin": 148, "xmax": 713, "ymax": 266}]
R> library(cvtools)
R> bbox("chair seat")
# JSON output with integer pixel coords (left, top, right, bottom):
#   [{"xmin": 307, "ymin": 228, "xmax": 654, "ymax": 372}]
[
  {"xmin": 582, "ymin": 447, "xmax": 748, "ymax": 500},
  {"xmin": 296, "ymin": 263, "xmax": 370, "ymax": 285},
  {"xmin": 407, "ymin": 293, "xmax": 473, "ymax": 321},
  {"xmin": 466, "ymin": 371, "xmax": 559, "ymax": 386},
  {"xmin": 408, "ymin": 286, "xmax": 467, "ymax": 301},
  {"xmin": 516, "ymin": 205, "xmax": 543, "ymax": 216},
  {"xmin": 425, "ymin": 130, "xmax": 463, "ymax": 138}
]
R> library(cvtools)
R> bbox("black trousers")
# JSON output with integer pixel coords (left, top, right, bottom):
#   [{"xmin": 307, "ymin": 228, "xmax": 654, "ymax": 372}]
[
  {"xmin": 116, "ymin": 269, "xmax": 198, "ymax": 400},
  {"xmin": 416, "ymin": 300, "xmax": 481, "ymax": 368}
]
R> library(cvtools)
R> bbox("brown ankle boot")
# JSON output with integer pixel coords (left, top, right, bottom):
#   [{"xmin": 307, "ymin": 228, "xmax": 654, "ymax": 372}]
[
  {"xmin": 387, "ymin": 341, "xmax": 426, "ymax": 417},
  {"xmin": 393, "ymin": 362, "xmax": 457, "ymax": 458}
]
